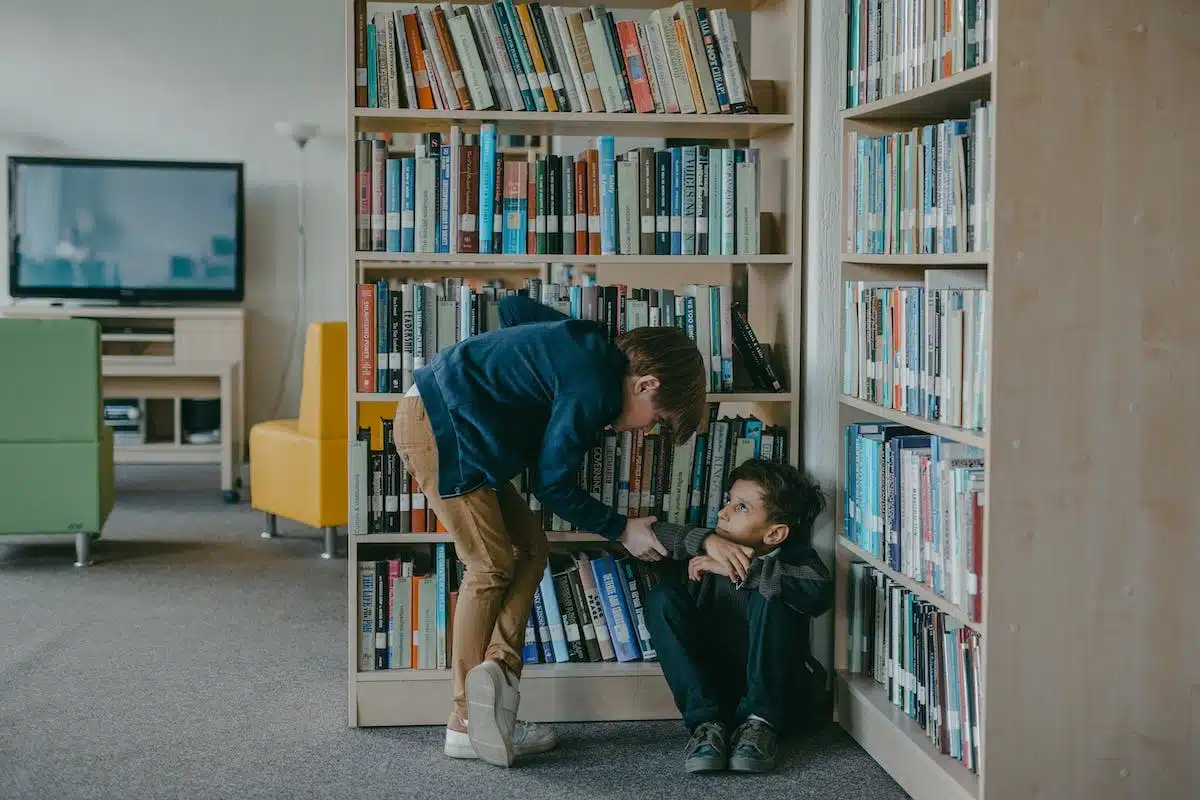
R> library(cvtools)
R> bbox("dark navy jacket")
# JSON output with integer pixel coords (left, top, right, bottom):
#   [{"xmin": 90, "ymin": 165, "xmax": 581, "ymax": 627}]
[{"xmin": 412, "ymin": 295, "xmax": 629, "ymax": 540}]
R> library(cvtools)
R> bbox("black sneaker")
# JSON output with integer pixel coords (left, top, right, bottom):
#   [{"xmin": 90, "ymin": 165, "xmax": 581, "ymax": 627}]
[
  {"xmin": 683, "ymin": 721, "xmax": 727, "ymax": 773},
  {"xmin": 728, "ymin": 718, "xmax": 777, "ymax": 773}
]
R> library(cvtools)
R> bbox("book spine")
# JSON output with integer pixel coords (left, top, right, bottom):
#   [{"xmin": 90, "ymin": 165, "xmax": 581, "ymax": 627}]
[
  {"xmin": 479, "ymin": 125, "xmax": 496, "ymax": 253},
  {"xmin": 598, "ymin": 136, "xmax": 616, "ymax": 255},
  {"xmin": 385, "ymin": 157, "xmax": 401, "ymax": 252}
]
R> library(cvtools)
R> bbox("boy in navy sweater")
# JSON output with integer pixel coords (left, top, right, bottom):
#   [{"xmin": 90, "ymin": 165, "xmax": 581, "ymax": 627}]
[
  {"xmin": 643, "ymin": 458, "xmax": 833, "ymax": 774},
  {"xmin": 393, "ymin": 294, "xmax": 706, "ymax": 767}
]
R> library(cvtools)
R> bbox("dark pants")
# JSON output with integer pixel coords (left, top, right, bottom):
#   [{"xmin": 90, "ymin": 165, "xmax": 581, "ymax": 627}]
[{"xmin": 644, "ymin": 577, "xmax": 811, "ymax": 735}]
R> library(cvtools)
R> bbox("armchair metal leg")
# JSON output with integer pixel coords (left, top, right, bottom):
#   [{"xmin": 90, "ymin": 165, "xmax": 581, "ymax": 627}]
[
  {"xmin": 74, "ymin": 532, "xmax": 92, "ymax": 568},
  {"xmin": 261, "ymin": 512, "xmax": 278, "ymax": 539},
  {"xmin": 321, "ymin": 526, "xmax": 339, "ymax": 560}
]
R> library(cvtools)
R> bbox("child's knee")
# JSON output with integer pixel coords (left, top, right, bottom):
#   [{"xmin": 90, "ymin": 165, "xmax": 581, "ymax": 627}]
[{"xmin": 644, "ymin": 581, "xmax": 691, "ymax": 625}]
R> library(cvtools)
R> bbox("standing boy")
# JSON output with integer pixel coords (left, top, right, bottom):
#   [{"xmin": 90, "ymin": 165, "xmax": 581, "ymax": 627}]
[
  {"xmin": 643, "ymin": 458, "xmax": 833, "ymax": 774},
  {"xmin": 393, "ymin": 294, "xmax": 706, "ymax": 768}
]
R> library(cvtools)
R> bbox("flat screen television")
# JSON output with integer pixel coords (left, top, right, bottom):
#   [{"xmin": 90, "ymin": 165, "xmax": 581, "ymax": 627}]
[{"xmin": 7, "ymin": 156, "xmax": 245, "ymax": 304}]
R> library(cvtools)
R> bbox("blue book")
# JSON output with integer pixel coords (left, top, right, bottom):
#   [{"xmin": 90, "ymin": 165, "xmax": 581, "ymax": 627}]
[
  {"xmin": 400, "ymin": 158, "xmax": 415, "ymax": 253},
  {"xmin": 492, "ymin": 4, "xmax": 535, "ymax": 111},
  {"xmin": 479, "ymin": 124, "xmax": 496, "ymax": 253},
  {"xmin": 670, "ymin": 147, "xmax": 682, "ymax": 255},
  {"xmin": 366, "ymin": 22, "xmax": 378, "ymax": 108},
  {"xmin": 532, "ymin": 587, "xmax": 555, "ymax": 663},
  {"xmin": 500, "ymin": 0, "xmax": 546, "ymax": 111},
  {"xmin": 375, "ymin": 281, "xmax": 389, "ymax": 392},
  {"xmin": 589, "ymin": 554, "xmax": 641, "ymax": 662},
  {"xmin": 598, "ymin": 136, "xmax": 616, "ymax": 255},
  {"xmin": 521, "ymin": 612, "xmax": 540, "ymax": 664},
  {"xmin": 385, "ymin": 158, "xmax": 401, "ymax": 252},
  {"xmin": 538, "ymin": 563, "xmax": 569, "ymax": 663},
  {"xmin": 439, "ymin": 144, "xmax": 452, "ymax": 253},
  {"xmin": 435, "ymin": 543, "xmax": 447, "ymax": 669}
]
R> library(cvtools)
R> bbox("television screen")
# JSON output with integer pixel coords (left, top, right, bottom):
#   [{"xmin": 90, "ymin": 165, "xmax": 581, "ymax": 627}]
[{"xmin": 7, "ymin": 157, "xmax": 244, "ymax": 302}]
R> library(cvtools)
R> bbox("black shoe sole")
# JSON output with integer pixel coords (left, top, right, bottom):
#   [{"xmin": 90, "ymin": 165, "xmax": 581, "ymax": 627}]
[{"xmin": 728, "ymin": 755, "xmax": 775, "ymax": 773}]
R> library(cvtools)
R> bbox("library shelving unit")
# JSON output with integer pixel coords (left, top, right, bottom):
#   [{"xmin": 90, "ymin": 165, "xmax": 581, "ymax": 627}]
[
  {"xmin": 342, "ymin": 0, "xmax": 806, "ymax": 727},
  {"xmin": 831, "ymin": 1, "xmax": 1196, "ymax": 799}
]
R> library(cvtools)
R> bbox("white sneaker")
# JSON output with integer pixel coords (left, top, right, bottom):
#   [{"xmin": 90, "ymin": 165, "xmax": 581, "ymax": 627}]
[
  {"xmin": 465, "ymin": 660, "xmax": 522, "ymax": 767},
  {"xmin": 444, "ymin": 721, "xmax": 557, "ymax": 760}
]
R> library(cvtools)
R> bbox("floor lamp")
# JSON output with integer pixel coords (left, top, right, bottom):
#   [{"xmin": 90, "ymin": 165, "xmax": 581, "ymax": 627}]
[{"xmin": 268, "ymin": 121, "xmax": 318, "ymax": 422}]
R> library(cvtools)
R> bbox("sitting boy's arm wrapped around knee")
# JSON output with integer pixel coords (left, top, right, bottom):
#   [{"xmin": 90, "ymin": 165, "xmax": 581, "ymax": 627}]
[{"xmin": 753, "ymin": 546, "xmax": 834, "ymax": 618}]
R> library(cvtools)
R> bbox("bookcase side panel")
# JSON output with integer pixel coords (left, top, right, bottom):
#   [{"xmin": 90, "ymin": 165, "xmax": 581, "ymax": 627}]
[{"xmin": 984, "ymin": 1, "xmax": 1200, "ymax": 797}]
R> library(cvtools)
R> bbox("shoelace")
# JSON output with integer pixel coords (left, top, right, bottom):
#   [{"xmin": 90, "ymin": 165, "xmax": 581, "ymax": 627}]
[
  {"xmin": 687, "ymin": 722, "xmax": 723, "ymax": 753},
  {"xmin": 736, "ymin": 722, "xmax": 768, "ymax": 753}
]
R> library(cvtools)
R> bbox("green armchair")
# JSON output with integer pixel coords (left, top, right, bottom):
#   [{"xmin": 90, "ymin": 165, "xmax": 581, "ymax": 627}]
[{"xmin": 0, "ymin": 317, "xmax": 115, "ymax": 565}]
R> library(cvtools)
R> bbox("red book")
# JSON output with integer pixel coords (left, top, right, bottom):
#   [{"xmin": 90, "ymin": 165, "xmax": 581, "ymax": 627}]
[
  {"xmin": 458, "ymin": 144, "xmax": 479, "ymax": 253},
  {"xmin": 356, "ymin": 284, "xmax": 375, "ymax": 392},
  {"xmin": 587, "ymin": 149, "xmax": 601, "ymax": 255},
  {"xmin": 616, "ymin": 21, "xmax": 655, "ymax": 113},
  {"xmin": 527, "ymin": 155, "xmax": 538, "ymax": 254}
]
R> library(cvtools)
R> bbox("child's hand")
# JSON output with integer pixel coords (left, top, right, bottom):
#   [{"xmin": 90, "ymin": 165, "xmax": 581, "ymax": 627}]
[
  {"xmin": 702, "ymin": 534, "xmax": 753, "ymax": 582},
  {"xmin": 620, "ymin": 516, "xmax": 668, "ymax": 561},
  {"xmin": 688, "ymin": 555, "xmax": 727, "ymax": 581}
]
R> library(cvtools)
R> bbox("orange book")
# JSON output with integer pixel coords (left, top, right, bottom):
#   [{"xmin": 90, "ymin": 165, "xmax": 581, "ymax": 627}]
[
  {"xmin": 402, "ymin": 13, "xmax": 435, "ymax": 109},
  {"xmin": 574, "ymin": 158, "xmax": 588, "ymax": 254},
  {"xmin": 410, "ymin": 473, "xmax": 426, "ymax": 533},
  {"xmin": 616, "ymin": 21, "xmax": 655, "ymax": 113},
  {"xmin": 587, "ymin": 149, "xmax": 601, "ymax": 255},
  {"xmin": 515, "ymin": 4, "xmax": 558, "ymax": 111},
  {"xmin": 432, "ymin": 7, "xmax": 473, "ymax": 110},
  {"xmin": 675, "ymin": 17, "xmax": 705, "ymax": 114}
]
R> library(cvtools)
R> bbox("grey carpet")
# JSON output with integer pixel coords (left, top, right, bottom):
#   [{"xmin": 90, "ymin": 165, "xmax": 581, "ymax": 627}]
[{"xmin": 0, "ymin": 465, "xmax": 908, "ymax": 800}]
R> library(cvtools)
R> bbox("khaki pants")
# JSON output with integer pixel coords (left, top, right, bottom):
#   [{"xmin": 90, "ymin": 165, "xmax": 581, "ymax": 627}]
[{"xmin": 393, "ymin": 395, "xmax": 549, "ymax": 720}]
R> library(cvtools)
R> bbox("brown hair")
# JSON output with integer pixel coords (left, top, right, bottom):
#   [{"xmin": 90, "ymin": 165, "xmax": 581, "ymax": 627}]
[{"xmin": 616, "ymin": 326, "xmax": 707, "ymax": 443}]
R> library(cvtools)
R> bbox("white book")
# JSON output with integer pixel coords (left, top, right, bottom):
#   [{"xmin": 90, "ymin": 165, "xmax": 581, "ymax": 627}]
[
  {"xmin": 635, "ymin": 22, "xmax": 665, "ymax": 114},
  {"xmin": 467, "ymin": 5, "xmax": 510, "ymax": 111},
  {"xmin": 616, "ymin": 159, "xmax": 638, "ymax": 255},
  {"xmin": 671, "ymin": 1, "xmax": 720, "ymax": 114},
  {"xmin": 643, "ymin": 17, "xmax": 679, "ymax": 113},
  {"xmin": 736, "ymin": 160, "xmax": 756, "ymax": 255},
  {"xmin": 584, "ymin": 18, "xmax": 624, "ymax": 114},
  {"xmin": 551, "ymin": 6, "xmax": 589, "ymax": 113},
  {"xmin": 477, "ymin": 4, "xmax": 522, "ymax": 111},
  {"xmin": 448, "ymin": 12, "xmax": 495, "ymax": 111},
  {"xmin": 544, "ymin": 5, "xmax": 582, "ymax": 113},
  {"xmin": 720, "ymin": 149, "xmax": 736, "ymax": 256},
  {"xmin": 382, "ymin": 13, "xmax": 401, "ymax": 109},
  {"xmin": 711, "ymin": 10, "xmax": 745, "ymax": 109},
  {"xmin": 414, "ymin": 156, "xmax": 437, "ymax": 253},
  {"xmin": 651, "ymin": 10, "xmax": 696, "ymax": 114},
  {"xmin": 392, "ymin": 10, "xmax": 417, "ymax": 109}
]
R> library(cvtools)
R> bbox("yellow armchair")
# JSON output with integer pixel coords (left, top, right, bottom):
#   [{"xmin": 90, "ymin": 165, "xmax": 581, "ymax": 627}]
[{"xmin": 250, "ymin": 321, "xmax": 348, "ymax": 558}]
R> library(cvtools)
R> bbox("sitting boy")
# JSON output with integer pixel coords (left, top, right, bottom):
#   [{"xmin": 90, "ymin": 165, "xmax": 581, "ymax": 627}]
[{"xmin": 643, "ymin": 457, "xmax": 832, "ymax": 774}]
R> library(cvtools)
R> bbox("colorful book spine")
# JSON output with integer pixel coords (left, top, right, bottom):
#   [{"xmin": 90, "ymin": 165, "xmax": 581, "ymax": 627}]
[
  {"xmin": 400, "ymin": 157, "xmax": 415, "ymax": 253},
  {"xmin": 598, "ymin": 135, "xmax": 616, "ymax": 256},
  {"xmin": 478, "ymin": 124, "xmax": 496, "ymax": 253},
  {"xmin": 385, "ymin": 157, "xmax": 402, "ymax": 252}
]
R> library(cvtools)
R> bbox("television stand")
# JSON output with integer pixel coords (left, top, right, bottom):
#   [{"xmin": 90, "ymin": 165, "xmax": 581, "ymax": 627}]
[{"xmin": 0, "ymin": 303, "xmax": 245, "ymax": 500}]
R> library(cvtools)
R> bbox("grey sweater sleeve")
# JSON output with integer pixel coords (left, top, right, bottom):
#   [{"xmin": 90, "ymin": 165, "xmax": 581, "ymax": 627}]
[
  {"xmin": 752, "ymin": 547, "xmax": 835, "ymax": 618},
  {"xmin": 649, "ymin": 521, "xmax": 712, "ymax": 560}
]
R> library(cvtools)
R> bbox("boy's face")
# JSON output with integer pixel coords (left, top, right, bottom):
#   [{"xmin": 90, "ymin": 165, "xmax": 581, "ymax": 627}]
[
  {"xmin": 715, "ymin": 479, "xmax": 789, "ymax": 554},
  {"xmin": 613, "ymin": 374, "xmax": 661, "ymax": 433}
]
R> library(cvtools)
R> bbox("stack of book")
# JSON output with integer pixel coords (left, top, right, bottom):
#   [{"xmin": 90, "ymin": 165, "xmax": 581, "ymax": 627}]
[
  {"xmin": 357, "ymin": 543, "xmax": 664, "ymax": 671},
  {"xmin": 356, "ymin": 1, "xmax": 757, "ymax": 115},
  {"xmin": 840, "ymin": 0, "xmax": 993, "ymax": 111},
  {"xmin": 842, "ymin": 269, "xmax": 988, "ymax": 431},
  {"xmin": 845, "ymin": 562, "xmax": 983, "ymax": 773},
  {"xmin": 355, "ymin": 129, "xmax": 761, "ymax": 256},
  {"xmin": 355, "ymin": 276, "xmax": 784, "ymax": 396},
  {"xmin": 843, "ymin": 100, "xmax": 993, "ymax": 256},
  {"xmin": 842, "ymin": 422, "xmax": 984, "ymax": 625}
]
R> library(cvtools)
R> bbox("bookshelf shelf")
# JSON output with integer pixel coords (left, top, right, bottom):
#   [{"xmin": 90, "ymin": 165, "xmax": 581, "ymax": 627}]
[
  {"xmin": 840, "ymin": 62, "xmax": 993, "ymax": 122},
  {"xmin": 357, "ymin": 661, "xmax": 663, "ymax": 682},
  {"xmin": 345, "ymin": 0, "xmax": 806, "ymax": 730},
  {"xmin": 354, "ymin": 391, "xmax": 792, "ymax": 404},
  {"xmin": 355, "ymin": 252, "xmax": 795, "ymax": 265},
  {"xmin": 836, "ymin": 671, "xmax": 979, "ymax": 800},
  {"xmin": 355, "ymin": 108, "xmax": 796, "ymax": 138},
  {"xmin": 840, "ymin": 253, "xmax": 990, "ymax": 267},
  {"xmin": 837, "ymin": 537, "xmax": 983, "ymax": 633},
  {"xmin": 839, "ymin": 395, "xmax": 987, "ymax": 450}
]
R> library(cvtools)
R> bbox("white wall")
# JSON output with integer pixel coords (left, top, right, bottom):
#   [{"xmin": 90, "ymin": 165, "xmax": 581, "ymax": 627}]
[
  {"xmin": 803, "ymin": 0, "xmax": 844, "ymax": 668},
  {"xmin": 0, "ymin": 0, "xmax": 348, "ymax": 427}
]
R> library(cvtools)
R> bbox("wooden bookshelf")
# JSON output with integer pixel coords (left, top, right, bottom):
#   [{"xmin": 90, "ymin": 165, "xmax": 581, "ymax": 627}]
[
  {"xmin": 831, "ymin": 1, "xmax": 1198, "ymax": 798},
  {"xmin": 344, "ymin": 0, "xmax": 806, "ymax": 728}
]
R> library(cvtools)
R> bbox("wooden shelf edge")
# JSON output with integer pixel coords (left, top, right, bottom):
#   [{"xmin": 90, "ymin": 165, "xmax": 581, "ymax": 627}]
[
  {"xmin": 354, "ymin": 107, "xmax": 795, "ymax": 134},
  {"xmin": 836, "ymin": 670, "xmax": 980, "ymax": 800},
  {"xmin": 841, "ymin": 253, "xmax": 990, "ymax": 267},
  {"xmin": 355, "ymin": 391, "xmax": 792, "ymax": 404},
  {"xmin": 354, "ymin": 252, "xmax": 794, "ymax": 265},
  {"xmin": 840, "ymin": 62, "xmax": 994, "ymax": 121},
  {"xmin": 353, "ymin": 532, "xmax": 614, "ymax": 544},
  {"xmin": 839, "ymin": 395, "xmax": 988, "ymax": 450},
  {"xmin": 837, "ymin": 537, "xmax": 983, "ymax": 633},
  {"xmin": 356, "ymin": 662, "xmax": 663, "ymax": 682}
]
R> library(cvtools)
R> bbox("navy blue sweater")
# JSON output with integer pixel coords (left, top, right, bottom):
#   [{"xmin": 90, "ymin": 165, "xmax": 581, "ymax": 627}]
[{"xmin": 412, "ymin": 295, "xmax": 630, "ymax": 539}]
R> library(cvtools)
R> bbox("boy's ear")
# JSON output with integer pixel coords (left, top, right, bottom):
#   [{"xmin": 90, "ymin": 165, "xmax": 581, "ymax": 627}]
[
  {"xmin": 635, "ymin": 374, "xmax": 660, "ymax": 393},
  {"xmin": 762, "ymin": 522, "xmax": 790, "ymax": 549}
]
